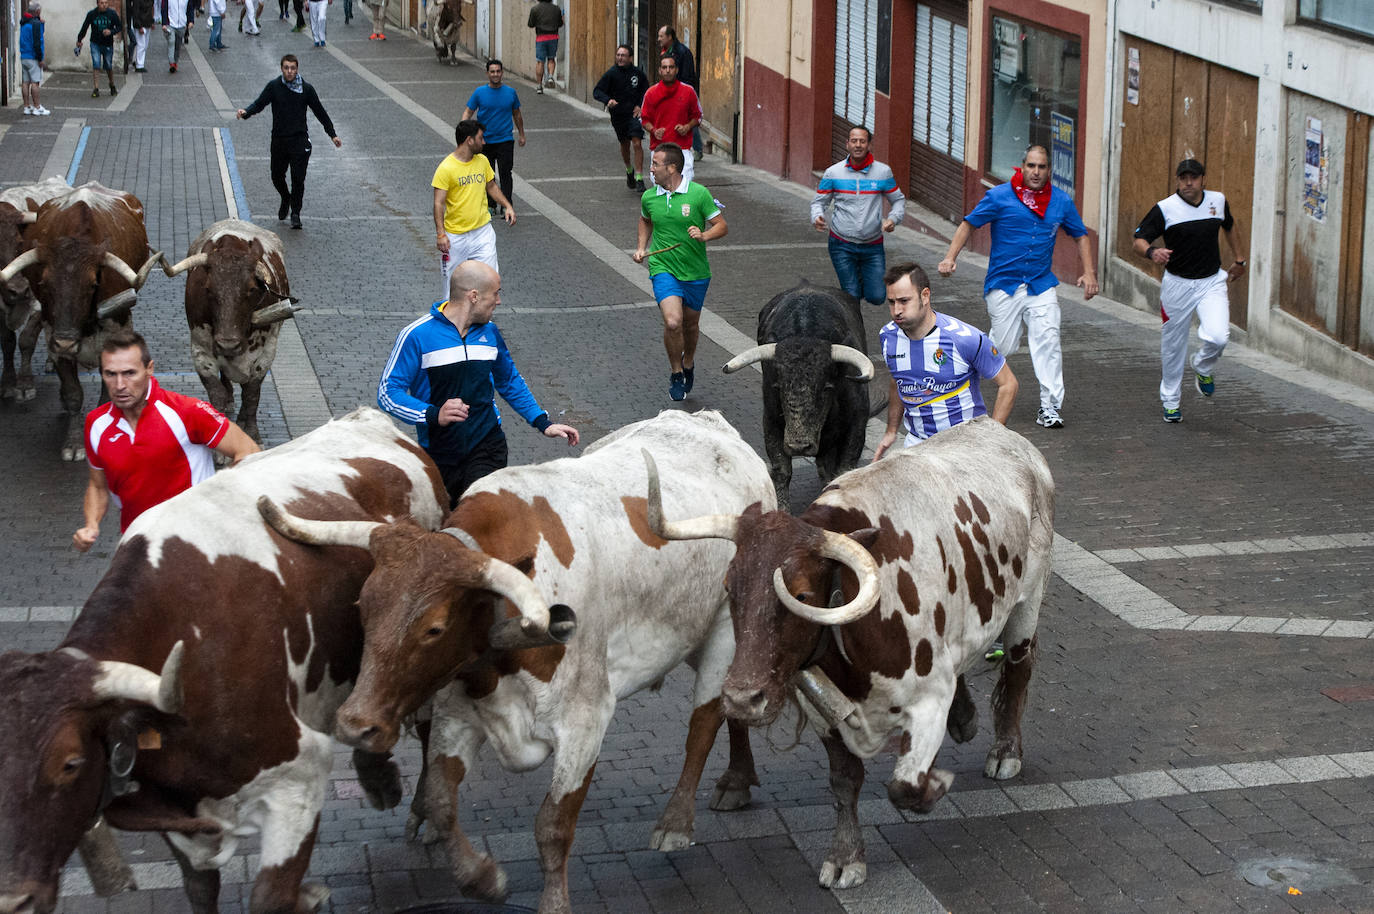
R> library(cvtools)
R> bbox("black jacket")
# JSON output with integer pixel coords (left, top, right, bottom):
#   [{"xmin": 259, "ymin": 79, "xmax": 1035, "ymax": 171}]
[
  {"xmin": 593, "ymin": 64, "xmax": 648, "ymax": 112},
  {"xmin": 242, "ymin": 78, "xmax": 337, "ymax": 141},
  {"xmin": 77, "ymin": 6, "xmax": 122, "ymax": 46}
]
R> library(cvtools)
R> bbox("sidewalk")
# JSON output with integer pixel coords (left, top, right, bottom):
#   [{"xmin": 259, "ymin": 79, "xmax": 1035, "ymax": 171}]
[{"xmin": 1, "ymin": 22, "xmax": 1371, "ymax": 914}]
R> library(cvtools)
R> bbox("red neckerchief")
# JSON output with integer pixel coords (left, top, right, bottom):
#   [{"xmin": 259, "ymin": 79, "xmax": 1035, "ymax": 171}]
[
  {"xmin": 1010, "ymin": 168, "xmax": 1051, "ymax": 218},
  {"xmin": 846, "ymin": 153, "xmax": 874, "ymax": 171},
  {"xmin": 656, "ymin": 79, "xmax": 680, "ymax": 99}
]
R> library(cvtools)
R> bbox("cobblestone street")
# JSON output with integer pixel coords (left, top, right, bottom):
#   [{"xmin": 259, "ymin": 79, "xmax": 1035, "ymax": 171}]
[{"xmin": 1, "ymin": 19, "xmax": 1372, "ymax": 913}]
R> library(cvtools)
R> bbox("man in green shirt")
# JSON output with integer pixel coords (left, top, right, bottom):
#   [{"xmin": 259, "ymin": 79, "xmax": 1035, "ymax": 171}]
[{"xmin": 633, "ymin": 143, "xmax": 727, "ymax": 401}]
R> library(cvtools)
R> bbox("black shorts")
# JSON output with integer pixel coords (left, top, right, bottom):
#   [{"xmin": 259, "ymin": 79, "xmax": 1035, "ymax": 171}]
[
  {"xmin": 429, "ymin": 425, "xmax": 509, "ymax": 510},
  {"xmin": 611, "ymin": 115, "xmax": 644, "ymax": 142}
]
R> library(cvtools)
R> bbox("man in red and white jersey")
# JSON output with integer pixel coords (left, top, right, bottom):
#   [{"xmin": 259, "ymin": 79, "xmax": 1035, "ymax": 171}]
[{"xmin": 73, "ymin": 328, "xmax": 260, "ymax": 552}]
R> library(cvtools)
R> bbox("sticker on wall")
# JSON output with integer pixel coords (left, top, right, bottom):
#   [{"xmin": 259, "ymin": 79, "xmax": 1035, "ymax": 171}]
[
  {"xmin": 1127, "ymin": 47, "xmax": 1140, "ymax": 106},
  {"xmin": 1303, "ymin": 116, "xmax": 1328, "ymax": 223},
  {"xmin": 1051, "ymin": 112, "xmax": 1075, "ymax": 197}
]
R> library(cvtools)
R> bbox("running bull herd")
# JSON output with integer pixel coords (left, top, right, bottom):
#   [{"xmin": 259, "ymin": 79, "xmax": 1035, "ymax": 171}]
[{"xmin": 0, "ymin": 179, "xmax": 1056, "ymax": 914}]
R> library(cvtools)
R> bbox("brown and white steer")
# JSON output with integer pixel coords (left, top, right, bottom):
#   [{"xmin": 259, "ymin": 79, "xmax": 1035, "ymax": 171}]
[
  {"xmin": 0, "ymin": 182, "xmax": 162, "ymax": 460},
  {"xmin": 259, "ymin": 409, "xmax": 776, "ymax": 914},
  {"xmin": 0, "ymin": 408, "xmax": 450, "ymax": 914},
  {"xmin": 644, "ymin": 416, "xmax": 1055, "ymax": 890},
  {"xmin": 0, "ymin": 176, "xmax": 71, "ymax": 401},
  {"xmin": 163, "ymin": 219, "xmax": 299, "ymax": 443}
]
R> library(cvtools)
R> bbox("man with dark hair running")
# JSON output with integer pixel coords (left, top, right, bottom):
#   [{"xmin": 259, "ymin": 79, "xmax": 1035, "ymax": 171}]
[{"xmin": 236, "ymin": 54, "xmax": 342, "ymax": 229}]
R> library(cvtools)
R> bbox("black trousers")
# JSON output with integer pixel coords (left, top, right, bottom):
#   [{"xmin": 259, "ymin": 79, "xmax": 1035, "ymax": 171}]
[
  {"xmin": 430, "ymin": 426, "xmax": 509, "ymax": 510},
  {"xmin": 484, "ymin": 139, "xmax": 515, "ymax": 207},
  {"xmin": 269, "ymin": 135, "xmax": 311, "ymax": 216},
  {"xmin": 279, "ymin": 0, "xmax": 288, "ymax": 16},
  {"xmin": 293, "ymin": 0, "xmax": 305, "ymax": 27}
]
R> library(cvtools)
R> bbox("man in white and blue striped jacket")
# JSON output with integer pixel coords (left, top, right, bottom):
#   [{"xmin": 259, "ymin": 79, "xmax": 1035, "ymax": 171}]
[
  {"xmin": 810, "ymin": 126, "xmax": 906, "ymax": 306},
  {"xmin": 378, "ymin": 260, "xmax": 579, "ymax": 507}
]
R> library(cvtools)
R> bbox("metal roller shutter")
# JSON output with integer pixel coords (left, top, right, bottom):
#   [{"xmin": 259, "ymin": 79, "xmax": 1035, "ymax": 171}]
[
  {"xmin": 909, "ymin": 1, "xmax": 969, "ymax": 223},
  {"xmin": 832, "ymin": 0, "xmax": 878, "ymax": 164}
]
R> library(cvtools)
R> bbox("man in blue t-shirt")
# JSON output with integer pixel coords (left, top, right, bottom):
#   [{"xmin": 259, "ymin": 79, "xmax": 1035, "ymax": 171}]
[
  {"xmin": 937, "ymin": 145, "xmax": 1096, "ymax": 430},
  {"xmin": 873, "ymin": 261, "xmax": 1018, "ymax": 458},
  {"xmin": 461, "ymin": 59, "xmax": 525, "ymax": 215}
]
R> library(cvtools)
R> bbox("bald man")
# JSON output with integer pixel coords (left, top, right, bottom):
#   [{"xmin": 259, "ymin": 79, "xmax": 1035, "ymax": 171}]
[{"xmin": 378, "ymin": 260, "xmax": 579, "ymax": 507}]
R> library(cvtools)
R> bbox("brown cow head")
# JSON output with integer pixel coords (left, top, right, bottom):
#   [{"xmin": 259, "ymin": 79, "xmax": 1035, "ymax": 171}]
[
  {"xmin": 0, "ymin": 646, "xmax": 182, "ymax": 914},
  {"xmin": 179, "ymin": 236, "xmax": 294, "ymax": 358},
  {"xmin": 0, "ymin": 205, "xmax": 37, "ymax": 316},
  {"xmin": 640, "ymin": 450, "xmax": 880, "ymax": 727},
  {"xmin": 255, "ymin": 498, "xmax": 576, "ymax": 754}
]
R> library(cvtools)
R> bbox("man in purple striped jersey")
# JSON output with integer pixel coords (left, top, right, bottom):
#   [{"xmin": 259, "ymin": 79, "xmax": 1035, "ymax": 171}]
[{"xmin": 873, "ymin": 261, "xmax": 1019, "ymax": 460}]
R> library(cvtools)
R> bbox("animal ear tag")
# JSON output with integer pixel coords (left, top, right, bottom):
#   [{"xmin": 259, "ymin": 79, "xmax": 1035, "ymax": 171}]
[{"xmin": 137, "ymin": 728, "xmax": 162, "ymax": 750}]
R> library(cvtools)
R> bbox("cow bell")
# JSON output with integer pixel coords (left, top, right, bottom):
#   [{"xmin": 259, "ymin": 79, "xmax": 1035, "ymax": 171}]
[
  {"xmin": 488, "ymin": 603, "xmax": 577, "ymax": 650},
  {"xmin": 794, "ymin": 666, "xmax": 861, "ymax": 731},
  {"xmin": 250, "ymin": 300, "xmax": 301, "ymax": 327},
  {"xmin": 96, "ymin": 289, "xmax": 138, "ymax": 320}
]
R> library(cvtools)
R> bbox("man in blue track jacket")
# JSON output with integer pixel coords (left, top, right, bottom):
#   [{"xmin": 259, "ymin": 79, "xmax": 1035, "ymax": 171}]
[{"xmin": 378, "ymin": 260, "xmax": 579, "ymax": 507}]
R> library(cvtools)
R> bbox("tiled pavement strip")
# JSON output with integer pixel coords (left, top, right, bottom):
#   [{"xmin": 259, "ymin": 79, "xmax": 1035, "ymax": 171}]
[{"xmin": 2, "ymin": 23, "xmax": 1373, "ymax": 914}]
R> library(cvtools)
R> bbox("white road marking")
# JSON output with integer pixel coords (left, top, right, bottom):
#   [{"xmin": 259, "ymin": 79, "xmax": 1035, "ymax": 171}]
[{"xmin": 185, "ymin": 39, "xmax": 237, "ymax": 116}]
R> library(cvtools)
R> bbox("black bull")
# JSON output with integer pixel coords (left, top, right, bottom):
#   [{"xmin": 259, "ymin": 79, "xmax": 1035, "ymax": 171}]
[{"xmin": 724, "ymin": 283, "xmax": 875, "ymax": 512}]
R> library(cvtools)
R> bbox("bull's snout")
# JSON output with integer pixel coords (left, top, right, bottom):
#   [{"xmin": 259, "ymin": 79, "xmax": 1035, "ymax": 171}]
[
  {"xmin": 886, "ymin": 767, "xmax": 954, "ymax": 814},
  {"xmin": 0, "ymin": 884, "xmax": 53, "ymax": 914},
  {"xmin": 48, "ymin": 336, "xmax": 78, "ymax": 357},
  {"xmin": 721, "ymin": 685, "xmax": 773, "ymax": 725},
  {"xmin": 335, "ymin": 705, "xmax": 399, "ymax": 754},
  {"xmin": 783, "ymin": 437, "xmax": 818, "ymax": 457},
  {"xmin": 213, "ymin": 334, "xmax": 244, "ymax": 357}
]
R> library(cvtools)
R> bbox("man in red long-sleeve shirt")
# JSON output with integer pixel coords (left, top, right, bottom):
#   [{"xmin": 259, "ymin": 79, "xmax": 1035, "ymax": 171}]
[{"xmin": 640, "ymin": 55, "xmax": 700, "ymax": 186}]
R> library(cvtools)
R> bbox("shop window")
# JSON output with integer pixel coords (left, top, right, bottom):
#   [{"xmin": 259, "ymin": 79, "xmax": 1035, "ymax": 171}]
[
  {"xmin": 1298, "ymin": 0, "xmax": 1374, "ymax": 40},
  {"xmin": 987, "ymin": 16, "xmax": 1080, "ymax": 194}
]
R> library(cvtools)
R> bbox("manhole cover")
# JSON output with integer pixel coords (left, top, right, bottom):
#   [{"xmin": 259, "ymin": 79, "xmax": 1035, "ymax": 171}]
[{"xmin": 1239, "ymin": 857, "xmax": 1359, "ymax": 892}]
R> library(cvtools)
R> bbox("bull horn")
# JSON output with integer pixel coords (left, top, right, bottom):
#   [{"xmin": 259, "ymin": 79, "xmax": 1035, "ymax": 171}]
[
  {"xmin": 480, "ymin": 556, "xmax": 578, "ymax": 649},
  {"xmin": 0, "ymin": 248, "xmax": 41, "ymax": 283},
  {"xmin": 161, "ymin": 252, "xmax": 209, "ymax": 277},
  {"xmin": 721, "ymin": 343, "xmax": 776, "ymax": 374},
  {"xmin": 97, "ymin": 289, "xmax": 139, "ymax": 320},
  {"xmin": 100, "ymin": 251, "xmax": 139, "ymax": 286},
  {"xmin": 642, "ymin": 449, "xmax": 738, "ymax": 542},
  {"xmin": 91, "ymin": 640, "xmax": 185, "ymax": 714},
  {"xmin": 772, "ymin": 529, "xmax": 881, "ymax": 625},
  {"xmin": 257, "ymin": 495, "xmax": 381, "ymax": 548},
  {"xmin": 135, "ymin": 252, "xmax": 164, "ymax": 289},
  {"xmin": 20, "ymin": 211, "xmax": 38, "ymax": 224},
  {"xmin": 830, "ymin": 344, "xmax": 875, "ymax": 380},
  {"xmin": 251, "ymin": 301, "xmax": 301, "ymax": 327}
]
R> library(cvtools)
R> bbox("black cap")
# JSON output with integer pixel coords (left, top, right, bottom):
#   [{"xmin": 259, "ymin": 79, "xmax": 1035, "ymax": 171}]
[{"xmin": 1176, "ymin": 158, "xmax": 1205, "ymax": 177}]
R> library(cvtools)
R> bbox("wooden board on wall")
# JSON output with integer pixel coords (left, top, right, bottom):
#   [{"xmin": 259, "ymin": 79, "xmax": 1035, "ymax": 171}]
[
  {"xmin": 1205, "ymin": 64, "xmax": 1257, "ymax": 329},
  {"xmin": 1170, "ymin": 53, "xmax": 1208, "ymax": 167},
  {"xmin": 572, "ymin": 0, "xmax": 618, "ymax": 102},
  {"xmin": 697, "ymin": 0, "xmax": 737, "ymax": 151},
  {"xmin": 1115, "ymin": 38, "xmax": 1174, "ymax": 273}
]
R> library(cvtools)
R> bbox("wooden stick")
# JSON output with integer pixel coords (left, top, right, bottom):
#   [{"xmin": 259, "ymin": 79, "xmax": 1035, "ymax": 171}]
[{"xmin": 645, "ymin": 241, "xmax": 683, "ymax": 257}]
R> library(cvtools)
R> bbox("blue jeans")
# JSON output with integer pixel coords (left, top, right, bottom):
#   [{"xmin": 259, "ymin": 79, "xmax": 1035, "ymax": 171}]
[
  {"xmin": 827, "ymin": 235, "xmax": 887, "ymax": 305},
  {"xmin": 209, "ymin": 15, "xmax": 224, "ymax": 47}
]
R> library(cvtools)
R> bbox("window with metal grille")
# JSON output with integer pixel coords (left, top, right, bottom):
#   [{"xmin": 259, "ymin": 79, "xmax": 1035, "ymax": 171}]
[
  {"xmin": 912, "ymin": 2, "xmax": 967, "ymax": 163},
  {"xmin": 834, "ymin": 0, "xmax": 878, "ymax": 129}
]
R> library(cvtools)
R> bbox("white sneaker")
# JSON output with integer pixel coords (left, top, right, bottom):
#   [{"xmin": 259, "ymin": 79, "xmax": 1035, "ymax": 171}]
[
  {"xmin": 22, "ymin": 106, "xmax": 34, "ymax": 115},
  {"xmin": 35, "ymin": 106, "xmax": 51, "ymax": 115}
]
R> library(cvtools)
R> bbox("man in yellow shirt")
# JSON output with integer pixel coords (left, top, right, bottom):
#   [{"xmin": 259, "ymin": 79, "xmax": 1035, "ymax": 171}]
[{"xmin": 432, "ymin": 119, "xmax": 516, "ymax": 298}]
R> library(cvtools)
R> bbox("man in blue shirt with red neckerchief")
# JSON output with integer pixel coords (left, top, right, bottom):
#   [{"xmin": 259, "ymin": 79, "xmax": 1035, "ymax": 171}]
[{"xmin": 937, "ymin": 144, "xmax": 1097, "ymax": 430}]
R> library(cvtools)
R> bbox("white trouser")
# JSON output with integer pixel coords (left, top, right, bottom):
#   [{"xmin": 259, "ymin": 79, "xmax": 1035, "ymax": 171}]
[
  {"xmin": 440, "ymin": 222, "xmax": 498, "ymax": 298},
  {"xmin": 1159, "ymin": 269, "xmax": 1230, "ymax": 408},
  {"xmin": 646, "ymin": 147, "xmax": 693, "ymax": 187},
  {"xmin": 309, "ymin": 0, "xmax": 328, "ymax": 41},
  {"xmin": 985, "ymin": 283, "xmax": 1063, "ymax": 411},
  {"xmin": 133, "ymin": 27, "xmax": 149, "ymax": 67},
  {"xmin": 243, "ymin": 0, "xmax": 260, "ymax": 32}
]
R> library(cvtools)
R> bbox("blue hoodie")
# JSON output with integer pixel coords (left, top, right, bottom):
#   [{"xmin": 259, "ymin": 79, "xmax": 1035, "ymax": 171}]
[{"xmin": 20, "ymin": 12, "xmax": 44, "ymax": 61}]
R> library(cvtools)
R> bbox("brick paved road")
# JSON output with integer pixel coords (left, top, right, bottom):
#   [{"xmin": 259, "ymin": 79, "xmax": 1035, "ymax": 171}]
[{"xmin": 2, "ymin": 19, "xmax": 1372, "ymax": 914}]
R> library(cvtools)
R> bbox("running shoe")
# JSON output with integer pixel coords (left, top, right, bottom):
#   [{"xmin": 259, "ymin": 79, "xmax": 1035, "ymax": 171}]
[
  {"xmin": 1163, "ymin": 407, "xmax": 1182, "ymax": 423},
  {"xmin": 1195, "ymin": 372, "xmax": 1215, "ymax": 397},
  {"xmin": 22, "ymin": 106, "xmax": 33, "ymax": 115},
  {"xmin": 669, "ymin": 372, "xmax": 686, "ymax": 402},
  {"xmin": 1035, "ymin": 406, "xmax": 1064, "ymax": 429},
  {"xmin": 684, "ymin": 365, "xmax": 694, "ymax": 393},
  {"xmin": 35, "ymin": 106, "xmax": 51, "ymax": 115}
]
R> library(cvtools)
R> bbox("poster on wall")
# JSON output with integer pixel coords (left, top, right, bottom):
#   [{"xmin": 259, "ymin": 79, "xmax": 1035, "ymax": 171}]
[
  {"xmin": 993, "ymin": 18, "xmax": 1020, "ymax": 84},
  {"xmin": 1303, "ymin": 116, "xmax": 1327, "ymax": 223},
  {"xmin": 1127, "ymin": 47, "xmax": 1140, "ymax": 106},
  {"xmin": 1051, "ymin": 112, "xmax": 1074, "ymax": 197}
]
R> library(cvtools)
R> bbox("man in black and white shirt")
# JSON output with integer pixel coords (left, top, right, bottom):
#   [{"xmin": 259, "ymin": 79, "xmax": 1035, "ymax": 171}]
[{"xmin": 1132, "ymin": 158, "xmax": 1248, "ymax": 423}]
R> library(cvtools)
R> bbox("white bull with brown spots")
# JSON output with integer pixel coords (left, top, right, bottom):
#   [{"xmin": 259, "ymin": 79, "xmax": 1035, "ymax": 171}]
[
  {"xmin": 644, "ymin": 415, "xmax": 1055, "ymax": 891},
  {"xmin": 257, "ymin": 409, "xmax": 776, "ymax": 914}
]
